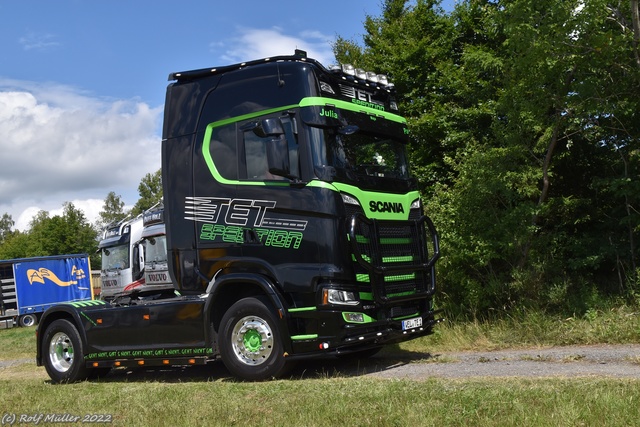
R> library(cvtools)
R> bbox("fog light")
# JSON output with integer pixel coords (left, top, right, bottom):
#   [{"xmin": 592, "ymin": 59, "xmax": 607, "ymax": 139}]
[{"xmin": 344, "ymin": 312, "xmax": 365, "ymax": 323}]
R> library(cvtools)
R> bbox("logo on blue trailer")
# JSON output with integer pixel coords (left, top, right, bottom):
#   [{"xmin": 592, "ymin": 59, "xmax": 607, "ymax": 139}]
[{"xmin": 14, "ymin": 257, "xmax": 92, "ymax": 313}]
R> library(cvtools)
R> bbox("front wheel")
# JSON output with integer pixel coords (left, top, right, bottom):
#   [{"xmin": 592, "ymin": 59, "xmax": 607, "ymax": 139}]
[
  {"xmin": 42, "ymin": 319, "xmax": 90, "ymax": 383},
  {"xmin": 219, "ymin": 297, "xmax": 287, "ymax": 381}
]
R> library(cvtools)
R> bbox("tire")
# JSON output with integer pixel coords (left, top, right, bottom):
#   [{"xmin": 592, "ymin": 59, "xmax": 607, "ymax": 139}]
[
  {"xmin": 42, "ymin": 319, "xmax": 90, "ymax": 383},
  {"xmin": 18, "ymin": 314, "xmax": 38, "ymax": 327},
  {"xmin": 219, "ymin": 296, "xmax": 287, "ymax": 381}
]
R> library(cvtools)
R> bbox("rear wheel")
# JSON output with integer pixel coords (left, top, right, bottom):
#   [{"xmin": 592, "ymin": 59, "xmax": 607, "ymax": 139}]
[
  {"xmin": 42, "ymin": 319, "xmax": 90, "ymax": 383},
  {"xmin": 219, "ymin": 297, "xmax": 286, "ymax": 381},
  {"xmin": 18, "ymin": 314, "xmax": 38, "ymax": 327}
]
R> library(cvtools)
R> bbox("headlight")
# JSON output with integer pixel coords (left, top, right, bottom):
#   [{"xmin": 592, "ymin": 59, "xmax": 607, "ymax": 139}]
[
  {"xmin": 323, "ymin": 289, "xmax": 359, "ymax": 306},
  {"xmin": 341, "ymin": 192, "xmax": 360, "ymax": 206}
]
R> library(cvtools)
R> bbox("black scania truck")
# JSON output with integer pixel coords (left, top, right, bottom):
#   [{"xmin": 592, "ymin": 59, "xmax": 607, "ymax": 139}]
[{"xmin": 37, "ymin": 50, "xmax": 441, "ymax": 382}]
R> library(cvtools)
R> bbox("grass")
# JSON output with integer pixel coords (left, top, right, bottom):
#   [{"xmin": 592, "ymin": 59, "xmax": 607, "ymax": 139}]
[
  {"xmin": 398, "ymin": 304, "xmax": 640, "ymax": 353},
  {"xmin": 2, "ymin": 306, "xmax": 640, "ymax": 426},
  {"xmin": 1, "ymin": 369, "xmax": 639, "ymax": 426}
]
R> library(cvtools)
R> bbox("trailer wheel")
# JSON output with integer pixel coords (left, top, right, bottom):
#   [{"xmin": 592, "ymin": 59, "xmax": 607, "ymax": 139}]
[
  {"xmin": 219, "ymin": 296, "xmax": 286, "ymax": 381},
  {"xmin": 42, "ymin": 319, "xmax": 90, "ymax": 383},
  {"xmin": 18, "ymin": 314, "xmax": 38, "ymax": 327}
]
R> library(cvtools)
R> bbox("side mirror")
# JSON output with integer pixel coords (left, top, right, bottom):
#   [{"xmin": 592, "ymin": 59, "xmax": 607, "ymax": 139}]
[
  {"xmin": 254, "ymin": 118, "xmax": 284, "ymax": 138},
  {"xmin": 266, "ymin": 136, "xmax": 291, "ymax": 177},
  {"xmin": 137, "ymin": 243, "xmax": 145, "ymax": 272}
]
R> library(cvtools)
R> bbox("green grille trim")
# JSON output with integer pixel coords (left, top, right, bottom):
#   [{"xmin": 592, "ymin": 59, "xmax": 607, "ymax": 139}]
[
  {"xmin": 387, "ymin": 291, "xmax": 418, "ymax": 298},
  {"xmin": 359, "ymin": 292, "xmax": 374, "ymax": 300},
  {"xmin": 392, "ymin": 312, "xmax": 420, "ymax": 321}
]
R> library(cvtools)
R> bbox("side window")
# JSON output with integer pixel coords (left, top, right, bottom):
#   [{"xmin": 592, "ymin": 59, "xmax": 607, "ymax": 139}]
[
  {"xmin": 209, "ymin": 123, "xmax": 238, "ymax": 180},
  {"xmin": 242, "ymin": 115, "xmax": 292, "ymax": 181},
  {"xmin": 244, "ymin": 130, "xmax": 275, "ymax": 180}
]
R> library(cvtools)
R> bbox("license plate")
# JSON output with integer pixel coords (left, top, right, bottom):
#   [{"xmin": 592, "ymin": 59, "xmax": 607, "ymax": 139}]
[{"xmin": 402, "ymin": 317, "xmax": 422, "ymax": 330}]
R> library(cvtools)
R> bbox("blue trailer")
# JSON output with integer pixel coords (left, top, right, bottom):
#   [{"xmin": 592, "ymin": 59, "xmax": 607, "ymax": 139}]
[{"xmin": 0, "ymin": 254, "xmax": 93, "ymax": 327}]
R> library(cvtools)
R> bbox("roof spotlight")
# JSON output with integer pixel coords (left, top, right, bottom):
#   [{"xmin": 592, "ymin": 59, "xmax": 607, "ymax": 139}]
[{"xmin": 342, "ymin": 64, "xmax": 355, "ymax": 76}]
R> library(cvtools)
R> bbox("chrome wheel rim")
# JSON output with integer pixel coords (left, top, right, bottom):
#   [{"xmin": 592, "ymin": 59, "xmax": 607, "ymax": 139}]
[
  {"xmin": 49, "ymin": 332, "xmax": 74, "ymax": 372},
  {"xmin": 231, "ymin": 315, "xmax": 273, "ymax": 366}
]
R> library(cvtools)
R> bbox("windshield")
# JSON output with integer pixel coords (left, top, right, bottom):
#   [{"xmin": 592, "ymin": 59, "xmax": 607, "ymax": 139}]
[
  {"xmin": 143, "ymin": 235, "xmax": 167, "ymax": 264},
  {"xmin": 309, "ymin": 127, "xmax": 410, "ymax": 186},
  {"xmin": 102, "ymin": 244, "xmax": 130, "ymax": 270}
]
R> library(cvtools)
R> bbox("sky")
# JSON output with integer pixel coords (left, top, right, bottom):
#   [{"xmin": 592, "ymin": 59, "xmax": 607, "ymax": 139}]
[{"xmin": 0, "ymin": 0, "xmax": 454, "ymax": 232}]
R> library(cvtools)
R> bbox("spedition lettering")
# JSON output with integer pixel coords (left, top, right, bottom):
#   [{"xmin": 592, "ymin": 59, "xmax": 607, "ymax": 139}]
[{"xmin": 200, "ymin": 224, "xmax": 303, "ymax": 249}]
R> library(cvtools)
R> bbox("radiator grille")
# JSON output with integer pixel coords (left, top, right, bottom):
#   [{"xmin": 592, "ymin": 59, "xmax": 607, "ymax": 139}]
[{"xmin": 348, "ymin": 212, "xmax": 439, "ymax": 303}]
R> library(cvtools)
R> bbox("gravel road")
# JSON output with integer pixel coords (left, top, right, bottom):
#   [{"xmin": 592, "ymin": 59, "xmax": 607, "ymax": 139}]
[
  {"xmin": 3, "ymin": 344, "xmax": 640, "ymax": 381},
  {"xmin": 357, "ymin": 344, "xmax": 640, "ymax": 380}
]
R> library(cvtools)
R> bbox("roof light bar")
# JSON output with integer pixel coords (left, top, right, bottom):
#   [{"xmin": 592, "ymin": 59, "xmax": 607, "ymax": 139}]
[{"xmin": 336, "ymin": 64, "xmax": 393, "ymax": 88}]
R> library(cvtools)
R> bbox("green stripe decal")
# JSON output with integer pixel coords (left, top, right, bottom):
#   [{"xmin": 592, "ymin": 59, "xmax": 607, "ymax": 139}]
[
  {"xmin": 288, "ymin": 307, "xmax": 317, "ymax": 313},
  {"xmin": 202, "ymin": 104, "xmax": 299, "ymax": 185},
  {"xmin": 299, "ymin": 97, "xmax": 407, "ymax": 124},
  {"xmin": 66, "ymin": 300, "xmax": 105, "ymax": 308},
  {"xmin": 291, "ymin": 334, "xmax": 319, "ymax": 340},
  {"xmin": 80, "ymin": 311, "xmax": 97, "ymax": 326}
]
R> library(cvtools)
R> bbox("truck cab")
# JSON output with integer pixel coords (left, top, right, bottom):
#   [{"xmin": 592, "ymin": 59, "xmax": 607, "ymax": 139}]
[
  {"xmin": 133, "ymin": 205, "xmax": 171, "ymax": 291},
  {"xmin": 37, "ymin": 51, "xmax": 441, "ymax": 382},
  {"xmin": 98, "ymin": 216, "xmax": 144, "ymax": 300}
]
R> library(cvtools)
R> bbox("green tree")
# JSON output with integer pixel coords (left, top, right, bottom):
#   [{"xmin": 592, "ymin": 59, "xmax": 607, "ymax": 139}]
[
  {"xmin": 26, "ymin": 203, "xmax": 98, "ymax": 257},
  {"xmin": 0, "ymin": 231, "xmax": 29, "ymax": 260},
  {"xmin": 0, "ymin": 213, "xmax": 14, "ymax": 246},
  {"xmin": 334, "ymin": 0, "xmax": 640, "ymax": 316},
  {"xmin": 97, "ymin": 191, "xmax": 127, "ymax": 230},
  {"xmin": 130, "ymin": 169, "xmax": 162, "ymax": 216}
]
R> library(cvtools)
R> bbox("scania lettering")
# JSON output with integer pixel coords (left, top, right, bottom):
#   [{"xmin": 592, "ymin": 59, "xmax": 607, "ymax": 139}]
[
  {"xmin": 36, "ymin": 51, "xmax": 442, "ymax": 382},
  {"xmin": 370, "ymin": 200, "xmax": 405, "ymax": 214}
]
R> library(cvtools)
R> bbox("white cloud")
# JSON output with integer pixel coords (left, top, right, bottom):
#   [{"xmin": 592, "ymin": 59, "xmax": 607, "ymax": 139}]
[
  {"xmin": 212, "ymin": 26, "xmax": 336, "ymax": 68},
  {"xmin": 0, "ymin": 79, "xmax": 163, "ymax": 231},
  {"xmin": 19, "ymin": 32, "xmax": 60, "ymax": 51}
]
